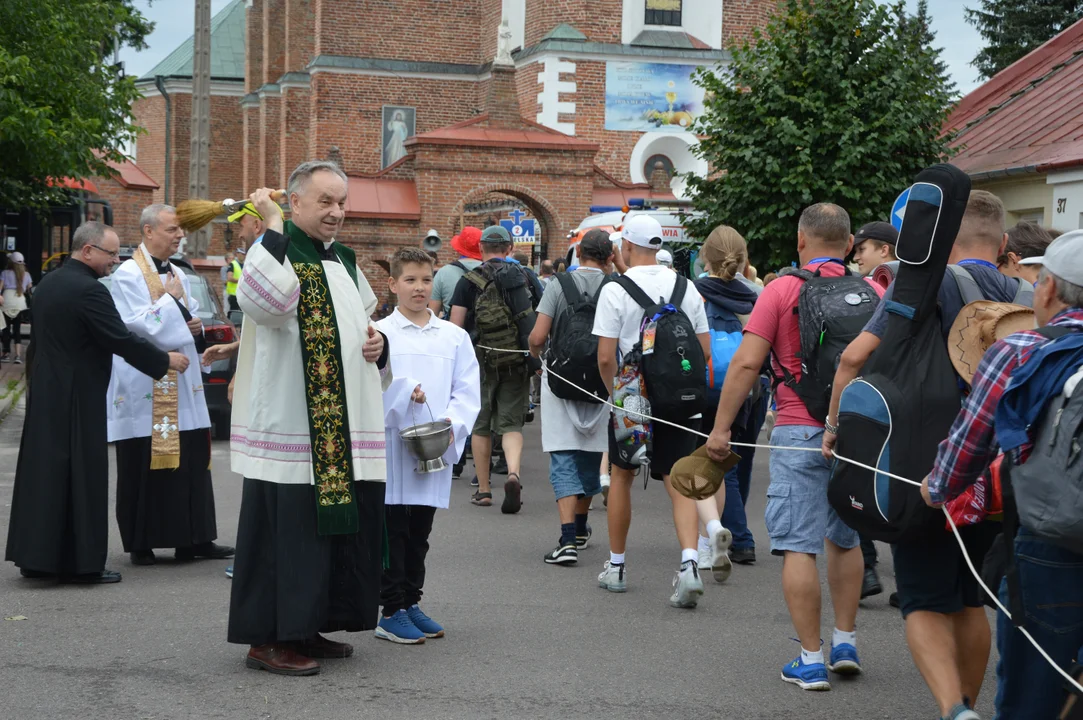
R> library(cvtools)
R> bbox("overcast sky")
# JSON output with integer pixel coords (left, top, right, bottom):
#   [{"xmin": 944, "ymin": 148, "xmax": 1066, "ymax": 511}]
[{"xmin": 119, "ymin": 0, "xmax": 985, "ymax": 94}]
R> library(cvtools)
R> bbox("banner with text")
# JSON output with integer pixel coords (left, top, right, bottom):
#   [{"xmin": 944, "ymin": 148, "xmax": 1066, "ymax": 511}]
[{"xmin": 604, "ymin": 62, "xmax": 705, "ymax": 133}]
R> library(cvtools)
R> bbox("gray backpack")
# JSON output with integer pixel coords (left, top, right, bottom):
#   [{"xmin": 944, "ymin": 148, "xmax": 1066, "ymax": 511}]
[
  {"xmin": 1012, "ymin": 349, "xmax": 1083, "ymax": 555},
  {"xmin": 874, "ymin": 262, "xmax": 1033, "ymax": 307}
]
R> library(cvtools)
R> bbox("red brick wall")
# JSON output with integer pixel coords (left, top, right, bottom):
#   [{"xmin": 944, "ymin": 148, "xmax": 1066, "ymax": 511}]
[
  {"xmin": 133, "ymin": 95, "xmax": 167, "ymax": 203},
  {"xmin": 95, "ymin": 176, "xmax": 155, "ymax": 244},
  {"xmin": 723, "ymin": 0, "xmax": 778, "ymax": 48},
  {"xmin": 525, "ymin": 0, "xmax": 624, "ymax": 47},
  {"xmin": 259, "ymin": 95, "xmax": 282, "ymax": 188},
  {"xmin": 315, "ymin": 0, "xmax": 484, "ymax": 65},
  {"xmin": 262, "ymin": 0, "xmax": 286, "ymax": 84},
  {"xmin": 281, "ymin": 88, "xmax": 311, "ymax": 185},
  {"xmin": 285, "ymin": 0, "xmax": 315, "ymax": 73},
  {"xmin": 308, "ymin": 73, "xmax": 479, "ymax": 174},
  {"xmin": 246, "ymin": 1, "xmax": 263, "ymax": 92},
  {"xmin": 244, "ymin": 104, "xmax": 259, "ymax": 192}
]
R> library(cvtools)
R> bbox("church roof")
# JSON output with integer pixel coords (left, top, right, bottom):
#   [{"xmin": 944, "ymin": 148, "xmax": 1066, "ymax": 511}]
[
  {"xmin": 407, "ymin": 116, "xmax": 599, "ymax": 152},
  {"xmin": 947, "ymin": 18, "xmax": 1083, "ymax": 178},
  {"xmin": 139, "ymin": 0, "xmax": 246, "ymax": 81}
]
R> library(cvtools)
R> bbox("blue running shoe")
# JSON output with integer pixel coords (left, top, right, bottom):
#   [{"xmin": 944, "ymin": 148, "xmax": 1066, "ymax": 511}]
[
  {"xmin": 827, "ymin": 643, "xmax": 862, "ymax": 675},
  {"xmin": 406, "ymin": 605, "xmax": 445, "ymax": 638},
  {"xmin": 374, "ymin": 609, "xmax": 426, "ymax": 645},
  {"xmin": 781, "ymin": 656, "xmax": 831, "ymax": 691},
  {"xmin": 225, "ymin": 565, "xmax": 233, "ymax": 579}
]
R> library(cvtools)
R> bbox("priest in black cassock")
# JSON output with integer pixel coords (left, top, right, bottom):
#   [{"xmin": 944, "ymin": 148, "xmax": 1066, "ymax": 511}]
[
  {"xmin": 106, "ymin": 204, "xmax": 234, "ymax": 566},
  {"xmin": 6, "ymin": 222, "xmax": 188, "ymax": 584}
]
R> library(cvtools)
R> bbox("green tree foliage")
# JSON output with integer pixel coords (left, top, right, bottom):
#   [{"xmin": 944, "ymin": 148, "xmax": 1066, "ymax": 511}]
[
  {"xmin": 966, "ymin": 0, "xmax": 1083, "ymax": 80},
  {"xmin": 0, "ymin": 0, "xmax": 153, "ymax": 209},
  {"xmin": 685, "ymin": 0, "xmax": 956, "ymax": 270}
]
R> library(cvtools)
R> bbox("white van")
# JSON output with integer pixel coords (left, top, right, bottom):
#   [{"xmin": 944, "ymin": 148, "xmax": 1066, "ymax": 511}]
[{"xmin": 565, "ymin": 207, "xmax": 704, "ymax": 268}]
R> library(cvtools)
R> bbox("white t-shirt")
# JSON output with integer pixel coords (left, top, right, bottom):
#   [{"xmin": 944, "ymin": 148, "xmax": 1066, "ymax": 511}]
[{"xmin": 592, "ymin": 265, "xmax": 709, "ymax": 356}]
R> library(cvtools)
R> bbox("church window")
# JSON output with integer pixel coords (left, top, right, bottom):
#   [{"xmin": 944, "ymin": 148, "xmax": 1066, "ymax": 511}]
[{"xmin": 645, "ymin": 0, "xmax": 682, "ymax": 26}]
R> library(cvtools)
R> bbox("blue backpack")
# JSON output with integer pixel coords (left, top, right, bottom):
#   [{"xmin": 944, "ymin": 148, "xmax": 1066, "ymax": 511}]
[{"xmin": 705, "ymin": 301, "xmax": 744, "ymax": 403}]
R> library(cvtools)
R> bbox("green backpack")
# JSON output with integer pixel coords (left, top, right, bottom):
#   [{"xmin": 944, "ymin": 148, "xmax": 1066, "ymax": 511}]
[{"xmin": 465, "ymin": 263, "xmax": 534, "ymax": 370}]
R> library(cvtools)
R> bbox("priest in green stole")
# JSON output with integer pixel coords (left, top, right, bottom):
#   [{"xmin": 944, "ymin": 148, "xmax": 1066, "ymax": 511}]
[{"xmin": 227, "ymin": 161, "xmax": 392, "ymax": 676}]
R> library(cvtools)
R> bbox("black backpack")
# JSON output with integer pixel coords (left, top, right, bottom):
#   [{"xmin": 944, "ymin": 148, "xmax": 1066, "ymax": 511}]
[
  {"xmin": 828, "ymin": 164, "xmax": 973, "ymax": 543},
  {"xmin": 465, "ymin": 262, "xmax": 540, "ymax": 372},
  {"xmin": 772, "ymin": 261, "xmax": 879, "ymax": 421},
  {"xmin": 547, "ymin": 272, "xmax": 608, "ymax": 404},
  {"xmin": 616, "ymin": 274, "xmax": 706, "ymax": 421}
]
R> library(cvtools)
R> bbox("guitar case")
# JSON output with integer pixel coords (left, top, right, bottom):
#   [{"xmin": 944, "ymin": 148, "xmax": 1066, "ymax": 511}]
[{"xmin": 827, "ymin": 164, "xmax": 971, "ymax": 543}]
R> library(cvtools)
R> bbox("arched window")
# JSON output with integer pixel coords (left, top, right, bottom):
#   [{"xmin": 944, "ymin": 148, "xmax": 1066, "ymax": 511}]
[{"xmin": 645, "ymin": 0, "xmax": 682, "ymax": 26}]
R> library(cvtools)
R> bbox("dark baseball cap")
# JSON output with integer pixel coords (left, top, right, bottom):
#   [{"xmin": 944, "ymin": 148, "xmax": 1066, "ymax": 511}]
[
  {"xmin": 854, "ymin": 221, "xmax": 899, "ymax": 247},
  {"xmin": 579, "ymin": 228, "xmax": 613, "ymax": 259},
  {"xmin": 480, "ymin": 225, "xmax": 512, "ymax": 244}
]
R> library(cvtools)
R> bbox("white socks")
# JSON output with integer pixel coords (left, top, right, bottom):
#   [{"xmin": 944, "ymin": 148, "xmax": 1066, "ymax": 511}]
[
  {"xmin": 833, "ymin": 628, "xmax": 857, "ymax": 648},
  {"xmin": 801, "ymin": 647, "xmax": 824, "ymax": 665},
  {"xmin": 706, "ymin": 519, "xmax": 724, "ymax": 538},
  {"xmin": 681, "ymin": 548, "xmax": 698, "ymax": 564},
  {"xmin": 610, "ymin": 551, "xmax": 625, "ymax": 566},
  {"xmin": 600, "ymin": 473, "xmax": 610, "ymax": 488}
]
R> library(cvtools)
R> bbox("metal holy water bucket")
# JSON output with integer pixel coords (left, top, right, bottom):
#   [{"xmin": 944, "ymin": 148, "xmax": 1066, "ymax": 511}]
[{"xmin": 399, "ymin": 400, "xmax": 452, "ymax": 474}]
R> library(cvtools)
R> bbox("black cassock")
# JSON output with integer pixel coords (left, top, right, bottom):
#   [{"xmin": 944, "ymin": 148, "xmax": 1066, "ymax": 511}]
[{"xmin": 5, "ymin": 260, "xmax": 169, "ymax": 575}]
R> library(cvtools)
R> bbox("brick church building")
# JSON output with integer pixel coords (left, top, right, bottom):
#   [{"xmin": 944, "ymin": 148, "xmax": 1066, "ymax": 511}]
[{"xmin": 121, "ymin": 0, "xmax": 774, "ymax": 284}]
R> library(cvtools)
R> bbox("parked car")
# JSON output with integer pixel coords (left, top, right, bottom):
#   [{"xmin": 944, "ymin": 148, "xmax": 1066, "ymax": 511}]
[{"xmin": 100, "ymin": 254, "xmax": 236, "ymax": 440}]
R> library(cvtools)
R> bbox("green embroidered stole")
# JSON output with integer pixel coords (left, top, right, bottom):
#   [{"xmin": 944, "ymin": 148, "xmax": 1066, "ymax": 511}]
[{"xmin": 285, "ymin": 221, "xmax": 360, "ymax": 535}]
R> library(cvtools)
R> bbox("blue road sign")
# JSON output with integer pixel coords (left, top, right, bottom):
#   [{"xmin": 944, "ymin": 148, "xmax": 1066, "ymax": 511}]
[
  {"xmin": 500, "ymin": 208, "xmax": 536, "ymax": 243},
  {"xmin": 891, "ymin": 188, "xmax": 910, "ymax": 231}
]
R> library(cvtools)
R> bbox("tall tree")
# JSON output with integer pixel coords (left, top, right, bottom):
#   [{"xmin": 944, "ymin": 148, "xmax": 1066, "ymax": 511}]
[
  {"xmin": 0, "ymin": 0, "xmax": 152, "ymax": 210},
  {"xmin": 965, "ymin": 0, "xmax": 1083, "ymax": 79},
  {"xmin": 685, "ymin": 0, "xmax": 955, "ymax": 269}
]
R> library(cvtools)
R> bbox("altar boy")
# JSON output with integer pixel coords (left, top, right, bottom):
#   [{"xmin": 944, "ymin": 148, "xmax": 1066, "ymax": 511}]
[{"xmin": 376, "ymin": 248, "xmax": 480, "ymax": 644}]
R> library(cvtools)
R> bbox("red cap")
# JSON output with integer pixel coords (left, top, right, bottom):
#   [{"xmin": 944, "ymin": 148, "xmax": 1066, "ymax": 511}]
[{"xmin": 451, "ymin": 226, "xmax": 482, "ymax": 260}]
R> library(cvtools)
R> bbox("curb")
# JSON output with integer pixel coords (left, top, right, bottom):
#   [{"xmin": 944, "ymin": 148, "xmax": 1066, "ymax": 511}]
[{"xmin": 0, "ymin": 380, "xmax": 26, "ymax": 423}]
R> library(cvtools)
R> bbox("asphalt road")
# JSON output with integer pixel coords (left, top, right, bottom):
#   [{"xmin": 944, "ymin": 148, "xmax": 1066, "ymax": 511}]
[{"xmin": 0, "ymin": 399, "xmax": 997, "ymax": 719}]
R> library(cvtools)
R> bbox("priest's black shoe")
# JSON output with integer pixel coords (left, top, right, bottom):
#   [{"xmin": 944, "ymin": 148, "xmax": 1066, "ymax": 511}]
[
  {"xmin": 290, "ymin": 634, "xmax": 354, "ymax": 659},
  {"xmin": 176, "ymin": 542, "xmax": 235, "ymax": 561},
  {"xmin": 60, "ymin": 570, "xmax": 122, "ymax": 584},
  {"xmin": 130, "ymin": 550, "xmax": 156, "ymax": 566},
  {"xmin": 19, "ymin": 568, "xmax": 55, "ymax": 579}
]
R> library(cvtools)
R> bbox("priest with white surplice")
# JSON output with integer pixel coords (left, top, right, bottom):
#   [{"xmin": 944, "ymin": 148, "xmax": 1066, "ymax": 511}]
[
  {"xmin": 107, "ymin": 204, "xmax": 234, "ymax": 567},
  {"xmin": 227, "ymin": 162, "xmax": 392, "ymax": 677}
]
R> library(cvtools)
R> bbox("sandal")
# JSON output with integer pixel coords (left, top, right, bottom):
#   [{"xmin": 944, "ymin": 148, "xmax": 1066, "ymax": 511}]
[
  {"xmin": 502, "ymin": 473, "xmax": 522, "ymax": 515},
  {"xmin": 471, "ymin": 491, "xmax": 492, "ymax": 507}
]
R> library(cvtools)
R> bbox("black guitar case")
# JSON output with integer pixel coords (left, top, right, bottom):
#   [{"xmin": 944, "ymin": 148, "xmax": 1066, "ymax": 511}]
[{"xmin": 827, "ymin": 164, "xmax": 972, "ymax": 543}]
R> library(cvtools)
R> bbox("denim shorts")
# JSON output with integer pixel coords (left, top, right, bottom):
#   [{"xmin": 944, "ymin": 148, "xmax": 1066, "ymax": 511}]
[
  {"xmin": 765, "ymin": 425, "xmax": 859, "ymax": 556},
  {"xmin": 549, "ymin": 450, "xmax": 603, "ymax": 501}
]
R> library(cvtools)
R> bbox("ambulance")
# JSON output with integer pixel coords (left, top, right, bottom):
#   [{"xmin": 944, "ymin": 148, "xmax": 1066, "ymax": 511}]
[{"xmin": 564, "ymin": 201, "xmax": 705, "ymax": 277}]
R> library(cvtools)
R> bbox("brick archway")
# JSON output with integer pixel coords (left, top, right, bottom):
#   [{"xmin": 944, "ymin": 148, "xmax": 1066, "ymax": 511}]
[{"xmin": 446, "ymin": 183, "xmax": 562, "ymax": 256}]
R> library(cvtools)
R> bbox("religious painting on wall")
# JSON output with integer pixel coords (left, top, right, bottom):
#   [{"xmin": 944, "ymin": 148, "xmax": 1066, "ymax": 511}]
[
  {"xmin": 382, "ymin": 106, "xmax": 416, "ymax": 168},
  {"xmin": 604, "ymin": 62, "xmax": 706, "ymax": 132}
]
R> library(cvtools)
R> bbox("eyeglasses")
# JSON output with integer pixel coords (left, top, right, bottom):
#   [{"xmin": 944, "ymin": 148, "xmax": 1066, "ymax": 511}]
[{"xmin": 88, "ymin": 245, "xmax": 120, "ymax": 258}]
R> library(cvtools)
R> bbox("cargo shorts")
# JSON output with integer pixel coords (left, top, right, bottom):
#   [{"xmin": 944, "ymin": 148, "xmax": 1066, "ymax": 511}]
[
  {"xmin": 765, "ymin": 425, "xmax": 859, "ymax": 556},
  {"xmin": 473, "ymin": 364, "xmax": 529, "ymax": 437}
]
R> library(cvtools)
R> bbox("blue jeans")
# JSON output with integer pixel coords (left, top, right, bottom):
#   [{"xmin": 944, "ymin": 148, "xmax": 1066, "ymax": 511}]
[
  {"xmin": 994, "ymin": 529, "xmax": 1083, "ymax": 719},
  {"xmin": 548, "ymin": 450, "xmax": 602, "ymax": 501},
  {"xmin": 722, "ymin": 391, "xmax": 766, "ymax": 550}
]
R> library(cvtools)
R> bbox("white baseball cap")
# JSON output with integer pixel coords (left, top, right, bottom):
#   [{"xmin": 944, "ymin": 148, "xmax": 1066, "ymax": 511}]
[
  {"xmin": 616, "ymin": 214, "xmax": 664, "ymax": 250},
  {"xmin": 1032, "ymin": 229, "xmax": 1083, "ymax": 284},
  {"xmin": 656, "ymin": 249, "xmax": 673, "ymax": 267}
]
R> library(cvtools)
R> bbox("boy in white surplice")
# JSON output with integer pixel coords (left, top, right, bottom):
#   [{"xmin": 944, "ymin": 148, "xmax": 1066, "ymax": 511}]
[{"xmin": 375, "ymin": 249, "xmax": 480, "ymax": 645}]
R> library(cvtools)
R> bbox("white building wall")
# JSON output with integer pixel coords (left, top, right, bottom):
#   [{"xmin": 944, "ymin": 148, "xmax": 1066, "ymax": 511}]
[{"xmin": 1049, "ymin": 168, "xmax": 1083, "ymax": 232}]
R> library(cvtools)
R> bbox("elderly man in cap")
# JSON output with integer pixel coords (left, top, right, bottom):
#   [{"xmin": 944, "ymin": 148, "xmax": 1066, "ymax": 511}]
[
  {"xmin": 851, "ymin": 221, "xmax": 898, "ymax": 277},
  {"xmin": 920, "ymin": 229, "xmax": 1083, "ymax": 720}
]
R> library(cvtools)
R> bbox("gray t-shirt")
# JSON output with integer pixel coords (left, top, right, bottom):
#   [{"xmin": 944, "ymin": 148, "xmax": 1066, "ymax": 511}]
[
  {"xmin": 431, "ymin": 259, "xmax": 482, "ymax": 315},
  {"xmin": 537, "ymin": 268, "xmax": 607, "ymax": 336}
]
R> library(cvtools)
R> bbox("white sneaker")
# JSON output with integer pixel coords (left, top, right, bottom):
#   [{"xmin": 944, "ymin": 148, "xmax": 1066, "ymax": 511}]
[
  {"xmin": 697, "ymin": 545, "xmax": 711, "ymax": 571},
  {"xmin": 669, "ymin": 560, "xmax": 704, "ymax": 608},
  {"xmin": 598, "ymin": 561, "xmax": 627, "ymax": 593},
  {"xmin": 709, "ymin": 526, "xmax": 733, "ymax": 583}
]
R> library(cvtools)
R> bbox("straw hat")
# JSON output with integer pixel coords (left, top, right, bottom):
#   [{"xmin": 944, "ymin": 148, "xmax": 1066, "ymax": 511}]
[
  {"xmin": 668, "ymin": 445, "xmax": 740, "ymax": 500},
  {"xmin": 948, "ymin": 301, "xmax": 1036, "ymax": 384}
]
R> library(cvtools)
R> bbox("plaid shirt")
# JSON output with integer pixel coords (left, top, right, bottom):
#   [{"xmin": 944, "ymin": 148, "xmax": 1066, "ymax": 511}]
[{"xmin": 929, "ymin": 308, "xmax": 1083, "ymax": 504}]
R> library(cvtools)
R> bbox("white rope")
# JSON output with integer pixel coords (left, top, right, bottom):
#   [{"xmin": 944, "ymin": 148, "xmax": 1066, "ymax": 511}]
[{"xmin": 476, "ymin": 343, "xmax": 1083, "ymax": 694}]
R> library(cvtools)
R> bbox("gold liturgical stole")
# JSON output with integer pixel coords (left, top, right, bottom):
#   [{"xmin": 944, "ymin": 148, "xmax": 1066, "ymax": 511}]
[{"xmin": 133, "ymin": 249, "xmax": 184, "ymax": 470}]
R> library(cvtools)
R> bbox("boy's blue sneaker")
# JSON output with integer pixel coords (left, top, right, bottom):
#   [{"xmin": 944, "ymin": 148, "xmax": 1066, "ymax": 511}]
[
  {"xmin": 374, "ymin": 609, "xmax": 426, "ymax": 645},
  {"xmin": 827, "ymin": 643, "xmax": 862, "ymax": 675},
  {"xmin": 781, "ymin": 656, "xmax": 831, "ymax": 691},
  {"xmin": 406, "ymin": 605, "xmax": 444, "ymax": 638},
  {"xmin": 225, "ymin": 565, "xmax": 233, "ymax": 579}
]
